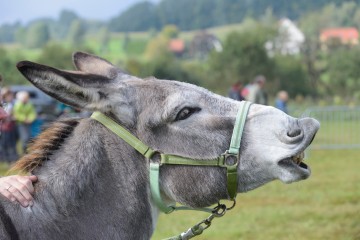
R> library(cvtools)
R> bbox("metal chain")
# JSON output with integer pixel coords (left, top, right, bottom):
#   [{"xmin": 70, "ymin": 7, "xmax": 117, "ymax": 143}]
[{"xmin": 164, "ymin": 199, "xmax": 236, "ymax": 240}]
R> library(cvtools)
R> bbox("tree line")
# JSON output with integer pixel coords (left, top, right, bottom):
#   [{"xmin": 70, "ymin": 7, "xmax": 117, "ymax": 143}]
[
  {"xmin": 2, "ymin": 0, "xmax": 360, "ymax": 45},
  {"xmin": 108, "ymin": 0, "xmax": 355, "ymax": 32},
  {"xmin": 0, "ymin": 10, "xmax": 104, "ymax": 47}
]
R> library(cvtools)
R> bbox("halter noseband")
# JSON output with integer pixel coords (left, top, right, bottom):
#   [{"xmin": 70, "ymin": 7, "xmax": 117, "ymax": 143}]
[{"xmin": 91, "ymin": 101, "xmax": 251, "ymax": 213}]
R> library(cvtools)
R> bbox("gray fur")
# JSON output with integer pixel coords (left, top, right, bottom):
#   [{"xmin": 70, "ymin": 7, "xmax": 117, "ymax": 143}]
[{"xmin": 0, "ymin": 52, "xmax": 319, "ymax": 239}]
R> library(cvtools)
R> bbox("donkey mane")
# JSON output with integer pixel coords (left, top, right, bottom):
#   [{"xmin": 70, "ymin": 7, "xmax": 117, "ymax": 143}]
[{"xmin": 11, "ymin": 118, "xmax": 81, "ymax": 173}]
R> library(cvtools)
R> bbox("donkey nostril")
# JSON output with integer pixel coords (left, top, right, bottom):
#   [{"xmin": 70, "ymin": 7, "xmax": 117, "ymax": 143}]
[{"xmin": 287, "ymin": 129, "xmax": 302, "ymax": 138}]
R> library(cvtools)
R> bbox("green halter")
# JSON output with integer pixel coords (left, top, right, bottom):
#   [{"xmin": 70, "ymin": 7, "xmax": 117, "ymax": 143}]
[{"xmin": 91, "ymin": 101, "xmax": 251, "ymax": 214}]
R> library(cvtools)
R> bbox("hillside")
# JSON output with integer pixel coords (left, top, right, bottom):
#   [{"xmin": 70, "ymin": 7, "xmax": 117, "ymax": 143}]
[
  {"xmin": 1, "ymin": 0, "xmax": 359, "ymax": 44},
  {"xmin": 109, "ymin": 0, "xmax": 357, "ymax": 31}
]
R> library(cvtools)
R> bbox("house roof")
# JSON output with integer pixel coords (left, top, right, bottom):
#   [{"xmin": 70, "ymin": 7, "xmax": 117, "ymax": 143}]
[
  {"xmin": 320, "ymin": 27, "xmax": 359, "ymax": 42},
  {"xmin": 168, "ymin": 39, "xmax": 185, "ymax": 53}
]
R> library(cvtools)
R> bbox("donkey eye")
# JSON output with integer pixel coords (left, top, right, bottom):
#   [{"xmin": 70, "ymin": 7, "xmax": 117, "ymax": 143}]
[{"xmin": 175, "ymin": 107, "xmax": 200, "ymax": 121}]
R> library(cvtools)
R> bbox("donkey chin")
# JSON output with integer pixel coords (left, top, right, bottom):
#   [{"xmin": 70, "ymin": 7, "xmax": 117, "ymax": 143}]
[{"xmin": 278, "ymin": 153, "xmax": 311, "ymax": 183}]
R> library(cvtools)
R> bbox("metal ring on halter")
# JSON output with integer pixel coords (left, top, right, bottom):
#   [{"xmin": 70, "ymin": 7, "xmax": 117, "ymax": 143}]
[
  {"xmin": 217, "ymin": 198, "xmax": 236, "ymax": 211},
  {"xmin": 148, "ymin": 151, "xmax": 162, "ymax": 164},
  {"xmin": 226, "ymin": 199, "xmax": 236, "ymax": 210}
]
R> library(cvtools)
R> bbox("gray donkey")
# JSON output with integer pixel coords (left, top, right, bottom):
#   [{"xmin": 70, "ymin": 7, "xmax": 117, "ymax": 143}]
[{"xmin": 0, "ymin": 52, "xmax": 319, "ymax": 239}]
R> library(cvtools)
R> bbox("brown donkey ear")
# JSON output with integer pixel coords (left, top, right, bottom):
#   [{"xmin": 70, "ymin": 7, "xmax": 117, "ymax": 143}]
[{"xmin": 16, "ymin": 60, "xmax": 111, "ymax": 111}]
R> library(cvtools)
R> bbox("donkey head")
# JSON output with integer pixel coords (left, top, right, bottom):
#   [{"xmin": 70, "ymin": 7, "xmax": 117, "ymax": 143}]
[{"xmin": 17, "ymin": 52, "xmax": 319, "ymax": 208}]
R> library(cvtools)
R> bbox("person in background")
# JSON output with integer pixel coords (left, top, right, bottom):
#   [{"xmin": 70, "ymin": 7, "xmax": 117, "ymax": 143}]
[
  {"xmin": 275, "ymin": 90, "xmax": 289, "ymax": 114},
  {"xmin": 13, "ymin": 91, "xmax": 37, "ymax": 154},
  {"xmin": 0, "ymin": 85, "xmax": 37, "ymax": 207},
  {"xmin": 0, "ymin": 88, "xmax": 19, "ymax": 162},
  {"xmin": 228, "ymin": 81, "xmax": 245, "ymax": 101},
  {"xmin": 56, "ymin": 101, "xmax": 73, "ymax": 117},
  {"xmin": 246, "ymin": 75, "xmax": 268, "ymax": 105}
]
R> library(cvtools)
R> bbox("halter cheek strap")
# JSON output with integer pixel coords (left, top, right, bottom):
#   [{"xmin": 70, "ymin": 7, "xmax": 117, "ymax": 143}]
[
  {"xmin": 91, "ymin": 101, "xmax": 251, "ymax": 214},
  {"xmin": 225, "ymin": 100, "xmax": 251, "ymax": 198}
]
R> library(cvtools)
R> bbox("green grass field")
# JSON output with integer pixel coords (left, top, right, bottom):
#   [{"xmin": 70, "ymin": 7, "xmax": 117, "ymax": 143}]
[
  {"xmin": 310, "ymin": 121, "xmax": 360, "ymax": 147},
  {"xmin": 152, "ymin": 149, "xmax": 360, "ymax": 240}
]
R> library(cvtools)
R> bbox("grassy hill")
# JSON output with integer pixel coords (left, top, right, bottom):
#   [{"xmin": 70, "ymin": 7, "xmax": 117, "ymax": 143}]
[{"xmin": 1, "ymin": 22, "xmax": 247, "ymax": 62}]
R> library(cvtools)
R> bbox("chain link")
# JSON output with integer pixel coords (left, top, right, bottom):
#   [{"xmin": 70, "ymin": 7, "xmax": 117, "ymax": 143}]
[{"xmin": 172, "ymin": 199, "xmax": 236, "ymax": 240}]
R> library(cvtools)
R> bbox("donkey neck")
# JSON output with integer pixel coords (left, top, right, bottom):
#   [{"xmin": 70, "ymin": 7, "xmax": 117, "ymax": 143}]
[{"xmin": 13, "ymin": 118, "xmax": 154, "ymax": 239}]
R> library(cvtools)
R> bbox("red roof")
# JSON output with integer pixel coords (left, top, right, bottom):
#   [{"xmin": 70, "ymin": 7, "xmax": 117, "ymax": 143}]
[
  {"xmin": 320, "ymin": 27, "xmax": 359, "ymax": 43},
  {"xmin": 168, "ymin": 39, "xmax": 185, "ymax": 53}
]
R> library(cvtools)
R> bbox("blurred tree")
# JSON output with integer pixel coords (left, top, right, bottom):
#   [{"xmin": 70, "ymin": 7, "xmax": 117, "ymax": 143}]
[
  {"xmin": 298, "ymin": 1, "xmax": 360, "ymax": 98},
  {"xmin": 2, "ymin": 0, "xmax": 360, "ymax": 41},
  {"xmin": 134, "ymin": 24, "xmax": 201, "ymax": 85},
  {"xmin": 0, "ymin": 22, "xmax": 21, "ymax": 43},
  {"xmin": 322, "ymin": 47, "xmax": 360, "ymax": 100},
  {"xmin": 161, "ymin": 25, "xmax": 179, "ymax": 39},
  {"xmin": 300, "ymin": 2, "xmax": 360, "ymax": 39},
  {"xmin": 37, "ymin": 44, "xmax": 75, "ymax": 69},
  {"xmin": 123, "ymin": 32, "xmax": 130, "ymax": 51},
  {"xmin": 273, "ymin": 55, "xmax": 312, "ymax": 97},
  {"xmin": 25, "ymin": 22, "xmax": 50, "ymax": 48},
  {"xmin": 339, "ymin": 2, "xmax": 358, "ymax": 25},
  {"xmin": 190, "ymin": 0, "xmax": 218, "ymax": 29},
  {"xmin": 157, "ymin": 0, "xmax": 190, "ymax": 29},
  {"xmin": 157, "ymin": 0, "xmax": 217, "ymax": 30},
  {"xmin": 98, "ymin": 27, "xmax": 110, "ymax": 54},
  {"xmin": 137, "ymin": 56, "xmax": 202, "ymax": 85},
  {"xmin": 67, "ymin": 20, "xmax": 86, "ymax": 48},
  {"xmin": 117, "ymin": 0, "xmax": 350, "ymax": 31},
  {"xmin": 144, "ymin": 25, "xmax": 183, "ymax": 60},
  {"xmin": 148, "ymin": 28, "xmax": 158, "ymax": 38},
  {"xmin": 145, "ymin": 35, "xmax": 172, "ymax": 60},
  {"xmin": 0, "ymin": 48, "xmax": 27, "ymax": 85},
  {"xmin": 260, "ymin": 7, "xmax": 277, "ymax": 27},
  {"xmin": 207, "ymin": 26, "xmax": 276, "ymax": 94},
  {"xmin": 301, "ymin": 35, "xmax": 326, "ymax": 96},
  {"xmin": 144, "ymin": 28, "xmax": 173, "ymax": 60},
  {"xmin": 57, "ymin": 10, "xmax": 79, "ymax": 39},
  {"xmin": 125, "ymin": 58, "xmax": 143, "ymax": 77},
  {"xmin": 109, "ymin": 2, "xmax": 159, "ymax": 32},
  {"xmin": 353, "ymin": 8, "xmax": 360, "ymax": 29},
  {"xmin": 14, "ymin": 26, "xmax": 27, "ymax": 45}
]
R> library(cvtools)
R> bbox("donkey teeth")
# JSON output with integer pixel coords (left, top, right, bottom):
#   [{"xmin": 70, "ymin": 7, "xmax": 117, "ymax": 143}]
[{"xmin": 291, "ymin": 152, "xmax": 305, "ymax": 165}]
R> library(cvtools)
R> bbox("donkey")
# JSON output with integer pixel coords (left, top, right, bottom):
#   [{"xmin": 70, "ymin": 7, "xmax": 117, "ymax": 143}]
[{"xmin": 0, "ymin": 52, "xmax": 319, "ymax": 239}]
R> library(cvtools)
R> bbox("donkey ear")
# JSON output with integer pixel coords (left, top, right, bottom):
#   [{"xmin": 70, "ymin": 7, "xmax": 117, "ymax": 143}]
[
  {"xmin": 17, "ymin": 61, "xmax": 112, "ymax": 111},
  {"xmin": 72, "ymin": 52, "xmax": 130, "ymax": 79}
]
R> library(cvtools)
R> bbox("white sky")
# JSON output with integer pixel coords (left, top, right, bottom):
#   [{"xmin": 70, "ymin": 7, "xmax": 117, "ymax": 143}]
[{"xmin": 0, "ymin": 0, "xmax": 158, "ymax": 25}]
